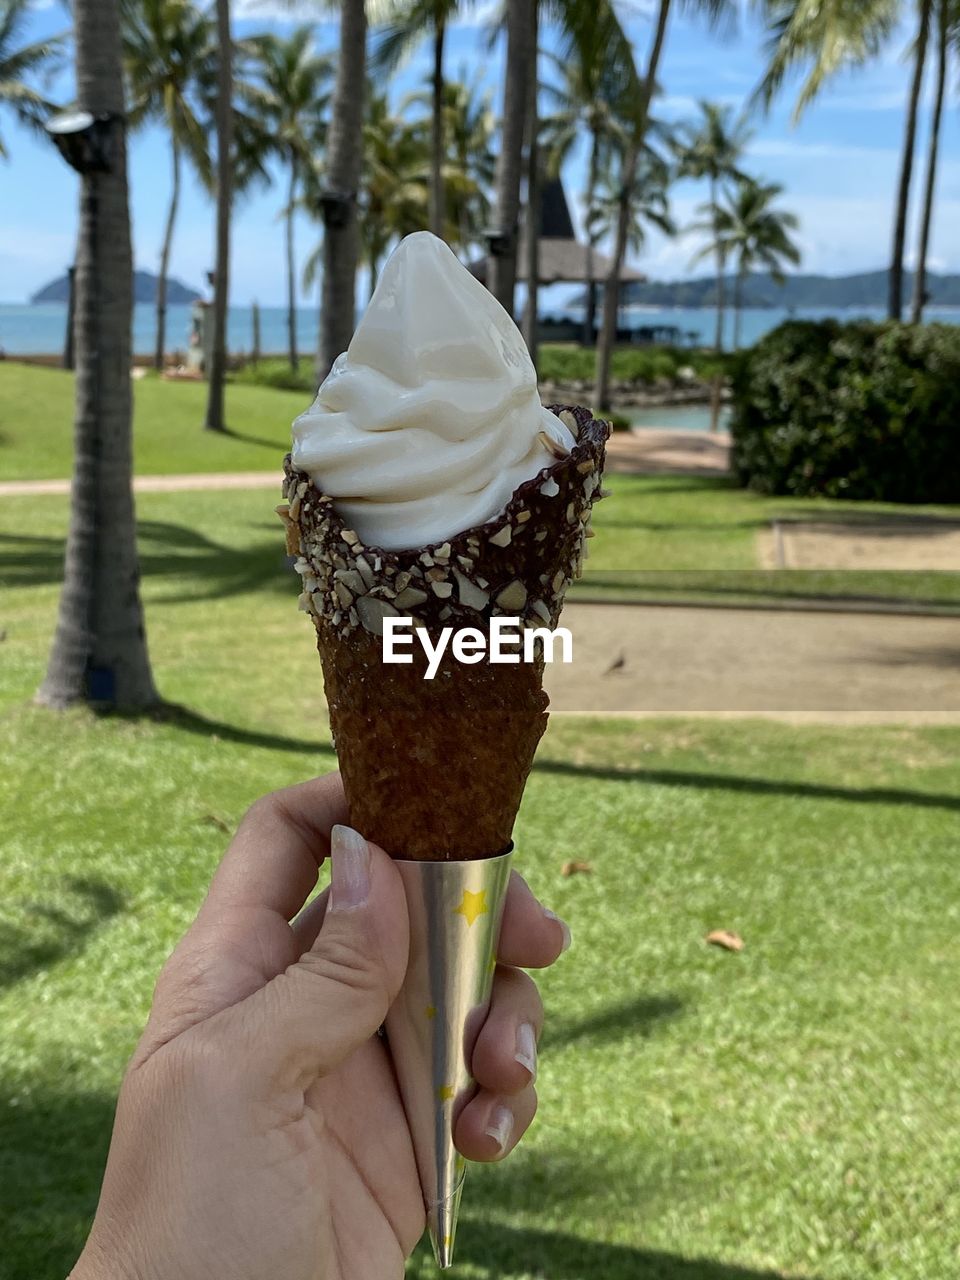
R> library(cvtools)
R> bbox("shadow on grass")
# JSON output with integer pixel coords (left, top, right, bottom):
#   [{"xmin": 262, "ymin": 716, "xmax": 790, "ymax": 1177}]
[
  {"xmin": 221, "ymin": 424, "xmax": 294, "ymax": 452},
  {"xmin": 97, "ymin": 699, "xmax": 960, "ymax": 814},
  {"xmin": 572, "ymin": 572, "xmax": 960, "ymax": 613},
  {"xmin": 2, "ymin": 1082, "xmax": 816, "ymax": 1280},
  {"xmin": 144, "ymin": 702, "xmax": 335, "ymax": 758},
  {"xmin": 0, "ymin": 520, "xmax": 294, "ymax": 603},
  {"xmin": 605, "ymin": 475, "xmax": 741, "ymax": 497},
  {"xmin": 546, "ymin": 993, "xmax": 683, "ymax": 1050},
  {"xmin": 0, "ymin": 1085, "xmax": 114, "ymax": 1280},
  {"xmin": 777, "ymin": 510, "xmax": 960, "ymax": 532},
  {"xmin": 535, "ymin": 758, "xmax": 960, "ymax": 815},
  {"xmin": 435, "ymin": 1222, "xmax": 815, "ymax": 1280},
  {"xmin": 593, "ymin": 517, "xmax": 765, "ymax": 533},
  {"xmin": 0, "ymin": 877, "xmax": 124, "ymax": 993}
]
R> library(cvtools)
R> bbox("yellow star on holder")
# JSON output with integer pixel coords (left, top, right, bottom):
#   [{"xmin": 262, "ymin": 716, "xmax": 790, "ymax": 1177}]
[
  {"xmin": 453, "ymin": 889, "xmax": 489, "ymax": 927},
  {"xmin": 437, "ymin": 1083, "xmax": 455, "ymax": 1102},
  {"xmin": 425, "ymin": 1005, "xmax": 437, "ymax": 1020}
]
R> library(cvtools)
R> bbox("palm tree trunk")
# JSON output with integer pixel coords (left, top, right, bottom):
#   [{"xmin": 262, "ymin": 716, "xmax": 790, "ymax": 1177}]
[
  {"xmin": 39, "ymin": 0, "xmax": 157, "ymax": 710},
  {"xmin": 596, "ymin": 0, "xmax": 672, "ymax": 412},
  {"xmin": 711, "ymin": 177, "xmax": 726, "ymax": 352},
  {"xmin": 583, "ymin": 126, "xmax": 601, "ymax": 348},
  {"xmin": 429, "ymin": 14, "xmax": 446, "ymax": 237},
  {"xmin": 204, "ymin": 0, "xmax": 233, "ymax": 432},
  {"xmin": 889, "ymin": 0, "xmax": 932, "ymax": 320},
  {"xmin": 488, "ymin": 0, "xmax": 532, "ymax": 312},
  {"xmin": 318, "ymin": 0, "xmax": 366, "ymax": 381},
  {"xmin": 911, "ymin": 0, "xmax": 947, "ymax": 324},
  {"xmin": 252, "ymin": 298, "xmax": 261, "ymax": 366},
  {"xmin": 734, "ymin": 266, "xmax": 744, "ymax": 350},
  {"xmin": 522, "ymin": 0, "xmax": 540, "ymax": 370},
  {"xmin": 154, "ymin": 134, "xmax": 180, "ymax": 372},
  {"xmin": 286, "ymin": 150, "xmax": 299, "ymax": 371}
]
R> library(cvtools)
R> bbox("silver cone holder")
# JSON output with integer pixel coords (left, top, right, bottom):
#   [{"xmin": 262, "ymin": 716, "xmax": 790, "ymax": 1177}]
[{"xmin": 385, "ymin": 847, "xmax": 514, "ymax": 1269}]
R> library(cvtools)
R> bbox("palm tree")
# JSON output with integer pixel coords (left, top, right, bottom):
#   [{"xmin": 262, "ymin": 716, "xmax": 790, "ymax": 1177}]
[
  {"xmin": 370, "ymin": 0, "xmax": 462, "ymax": 238},
  {"xmin": 490, "ymin": 0, "xmax": 638, "ymax": 320},
  {"xmin": 203, "ymin": 0, "xmax": 231, "ymax": 433},
  {"xmin": 39, "ymin": 0, "xmax": 157, "ymax": 710},
  {"xmin": 244, "ymin": 27, "xmax": 330, "ymax": 371},
  {"xmin": 318, "ymin": 0, "xmax": 366, "ymax": 381},
  {"xmin": 305, "ymin": 87, "xmax": 428, "ymax": 299},
  {"xmin": 586, "ymin": 150, "xmax": 676, "ymax": 261},
  {"xmin": 696, "ymin": 177, "xmax": 801, "ymax": 348},
  {"xmin": 755, "ymin": 0, "xmax": 926, "ymax": 320},
  {"xmin": 675, "ymin": 100, "xmax": 751, "ymax": 352},
  {"xmin": 122, "ymin": 0, "xmax": 213, "ymax": 371},
  {"xmin": 911, "ymin": 0, "xmax": 952, "ymax": 322},
  {"xmin": 405, "ymin": 67, "xmax": 495, "ymax": 253},
  {"xmin": 591, "ymin": 0, "xmax": 726, "ymax": 411},
  {"xmin": 541, "ymin": 30, "xmax": 629, "ymax": 345},
  {"xmin": 0, "ymin": 0, "xmax": 64, "ymax": 157},
  {"xmin": 890, "ymin": 0, "xmax": 932, "ymax": 319},
  {"xmin": 756, "ymin": 0, "xmax": 898, "ymax": 116},
  {"xmin": 487, "ymin": 0, "xmax": 533, "ymax": 311},
  {"xmin": 522, "ymin": 0, "xmax": 540, "ymax": 365}
]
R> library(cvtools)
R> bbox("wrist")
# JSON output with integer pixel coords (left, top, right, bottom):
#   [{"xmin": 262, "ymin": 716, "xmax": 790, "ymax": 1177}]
[{"xmin": 71, "ymin": 1229, "xmax": 150, "ymax": 1280}]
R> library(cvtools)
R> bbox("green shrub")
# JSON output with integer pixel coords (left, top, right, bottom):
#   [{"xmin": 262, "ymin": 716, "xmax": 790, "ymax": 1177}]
[
  {"xmin": 231, "ymin": 358, "xmax": 317, "ymax": 394},
  {"xmin": 538, "ymin": 343, "xmax": 726, "ymax": 387},
  {"xmin": 731, "ymin": 321, "xmax": 960, "ymax": 503}
]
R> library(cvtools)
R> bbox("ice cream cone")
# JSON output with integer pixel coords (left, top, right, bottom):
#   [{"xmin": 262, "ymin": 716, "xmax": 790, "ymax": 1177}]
[
  {"xmin": 279, "ymin": 402, "xmax": 609, "ymax": 1264},
  {"xmin": 280, "ymin": 404, "xmax": 609, "ymax": 861}
]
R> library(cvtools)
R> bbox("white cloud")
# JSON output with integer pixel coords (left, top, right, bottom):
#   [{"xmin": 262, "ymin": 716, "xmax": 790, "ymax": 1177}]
[{"xmin": 748, "ymin": 137, "xmax": 897, "ymax": 163}]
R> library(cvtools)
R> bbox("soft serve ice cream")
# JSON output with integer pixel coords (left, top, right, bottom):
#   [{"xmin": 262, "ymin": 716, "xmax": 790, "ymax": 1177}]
[{"xmin": 291, "ymin": 231, "xmax": 576, "ymax": 551}]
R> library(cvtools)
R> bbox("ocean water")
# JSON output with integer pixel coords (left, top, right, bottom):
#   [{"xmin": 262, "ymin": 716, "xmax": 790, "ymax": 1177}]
[
  {"xmin": 627, "ymin": 403, "xmax": 733, "ymax": 433},
  {"xmin": 1, "ymin": 300, "xmax": 958, "ymax": 359}
]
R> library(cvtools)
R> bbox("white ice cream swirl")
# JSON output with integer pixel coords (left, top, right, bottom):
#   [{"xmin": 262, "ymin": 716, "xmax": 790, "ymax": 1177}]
[{"xmin": 291, "ymin": 231, "xmax": 575, "ymax": 551}]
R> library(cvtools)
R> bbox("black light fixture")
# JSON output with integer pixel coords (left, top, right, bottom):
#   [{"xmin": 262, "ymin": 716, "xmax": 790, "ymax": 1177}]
[
  {"xmin": 484, "ymin": 227, "xmax": 512, "ymax": 258},
  {"xmin": 319, "ymin": 189, "xmax": 354, "ymax": 228},
  {"xmin": 45, "ymin": 110, "xmax": 122, "ymax": 176}
]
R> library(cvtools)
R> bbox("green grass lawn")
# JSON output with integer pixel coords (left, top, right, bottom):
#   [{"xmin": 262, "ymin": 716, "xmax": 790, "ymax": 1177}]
[
  {"xmin": 0, "ymin": 362, "xmax": 309, "ymax": 480},
  {"xmin": 2, "ymin": 485, "xmax": 960, "ymax": 1279},
  {"xmin": 2, "ymin": 364, "xmax": 958, "ymax": 612},
  {"xmin": 580, "ymin": 474, "xmax": 960, "ymax": 611}
]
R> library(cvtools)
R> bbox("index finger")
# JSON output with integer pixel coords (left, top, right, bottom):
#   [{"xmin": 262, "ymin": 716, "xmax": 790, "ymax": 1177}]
[
  {"xmin": 497, "ymin": 871, "xmax": 571, "ymax": 969},
  {"xmin": 200, "ymin": 774, "xmax": 349, "ymax": 924}
]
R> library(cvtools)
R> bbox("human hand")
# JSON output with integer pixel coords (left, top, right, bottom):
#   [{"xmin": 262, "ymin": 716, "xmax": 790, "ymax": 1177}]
[{"xmin": 72, "ymin": 773, "xmax": 570, "ymax": 1280}]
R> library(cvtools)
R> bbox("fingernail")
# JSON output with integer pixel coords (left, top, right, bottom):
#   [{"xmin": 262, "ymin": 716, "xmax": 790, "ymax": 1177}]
[
  {"xmin": 515, "ymin": 1022, "xmax": 537, "ymax": 1080},
  {"xmin": 484, "ymin": 1103, "xmax": 514, "ymax": 1154},
  {"xmin": 330, "ymin": 825, "xmax": 371, "ymax": 911},
  {"xmin": 544, "ymin": 908, "xmax": 572, "ymax": 954}
]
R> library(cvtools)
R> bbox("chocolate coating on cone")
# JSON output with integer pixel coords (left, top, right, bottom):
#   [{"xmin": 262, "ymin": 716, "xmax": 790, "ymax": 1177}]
[{"xmin": 281, "ymin": 405, "xmax": 609, "ymax": 861}]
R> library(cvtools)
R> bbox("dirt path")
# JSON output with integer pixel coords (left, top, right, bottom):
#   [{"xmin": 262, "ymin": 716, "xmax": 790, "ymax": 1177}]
[
  {"xmin": 0, "ymin": 429, "xmax": 730, "ymax": 498},
  {"xmin": 768, "ymin": 518, "xmax": 960, "ymax": 571},
  {"xmin": 0, "ymin": 471, "xmax": 282, "ymax": 498},
  {"xmin": 605, "ymin": 428, "xmax": 731, "ymax": 476},
  {"xmin": 545, "ymin": 601, "xmax": 960, "ymax": 724}
]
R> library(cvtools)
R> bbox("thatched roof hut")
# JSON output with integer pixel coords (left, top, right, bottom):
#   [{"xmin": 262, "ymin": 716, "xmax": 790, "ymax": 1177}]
[{"xmin": 468, "ymin": 179, "xmax": 646, "ymax": 287}]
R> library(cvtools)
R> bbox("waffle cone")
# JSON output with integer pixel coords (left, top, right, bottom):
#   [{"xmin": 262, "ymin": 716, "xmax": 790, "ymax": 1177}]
[{"xmin": 280, "ymin": 405, "xmax": 609, "ymax": 861}]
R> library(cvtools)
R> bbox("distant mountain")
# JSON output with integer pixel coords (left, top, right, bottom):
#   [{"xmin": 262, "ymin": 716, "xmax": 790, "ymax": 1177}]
[
  {"xmin": 31, "ymin": 269, "xmax": 202, "ymax": 305},
  {"xmin": 590, "ymin": 269, "xmax": 960, "ymax": 310}
]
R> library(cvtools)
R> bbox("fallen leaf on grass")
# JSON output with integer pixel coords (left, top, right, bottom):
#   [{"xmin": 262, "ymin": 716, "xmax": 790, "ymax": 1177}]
[
  {"xmin": 706, "ymin": 929, "xmax": 744, "ymax": 952},
  {"xmin": 561, "ymin": 859, "xmax": 594, "ymax": 877},
  {"xmin": 201, "ymin": 813, "xmax": 231, "ymax": 834}
]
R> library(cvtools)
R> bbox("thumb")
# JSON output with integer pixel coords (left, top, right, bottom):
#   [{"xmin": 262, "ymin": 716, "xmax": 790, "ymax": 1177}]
[{"xmin": 234, "ymin": 825, "xmax": 409, "ymax": 1087}]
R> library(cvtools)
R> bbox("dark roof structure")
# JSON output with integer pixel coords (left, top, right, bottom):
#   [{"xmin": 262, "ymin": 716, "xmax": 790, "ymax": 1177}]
[{"xmin": 469, "ymin": 178, "xmax": 646, "ymax": 287}]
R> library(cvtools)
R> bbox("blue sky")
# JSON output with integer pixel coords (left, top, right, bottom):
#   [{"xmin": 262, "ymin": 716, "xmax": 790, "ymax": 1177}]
[{"xmin": 1, "ymin": 0, "xmax": 957, "ymax": 305}]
